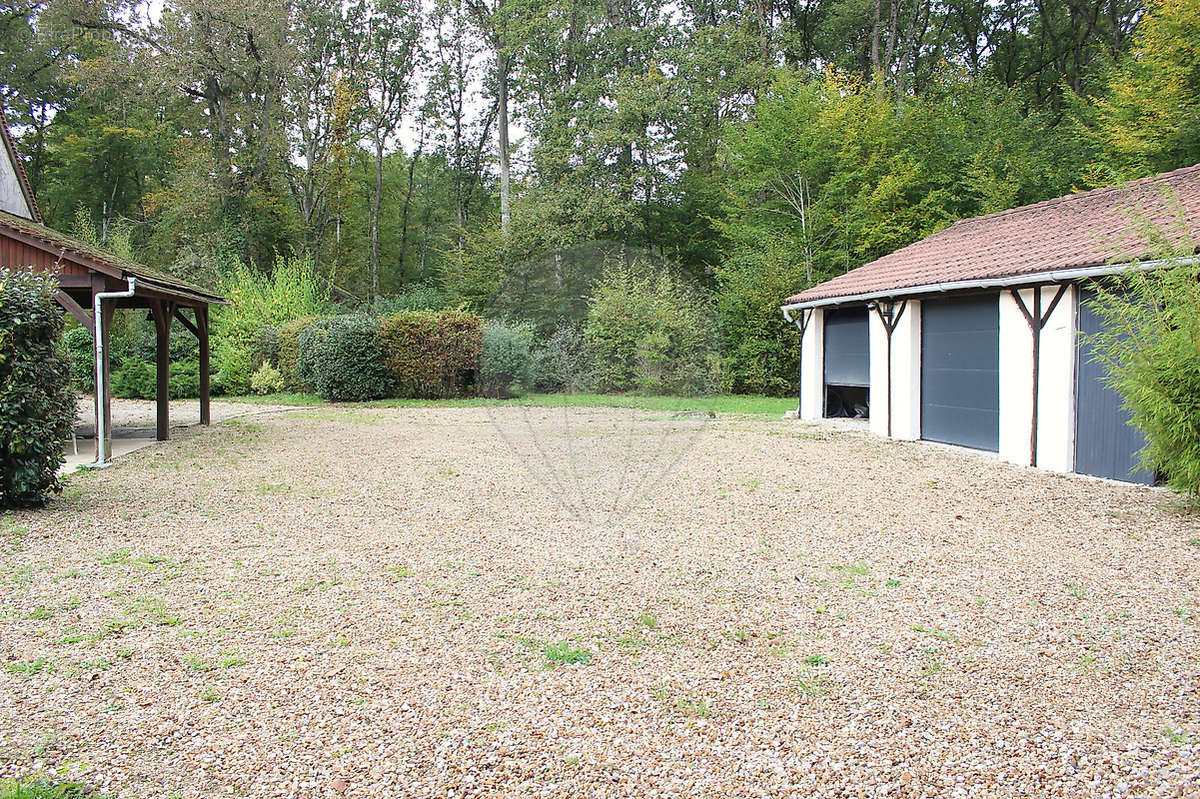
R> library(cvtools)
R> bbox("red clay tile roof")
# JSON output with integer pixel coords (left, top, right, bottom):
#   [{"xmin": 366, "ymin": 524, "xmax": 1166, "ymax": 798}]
[{"xmin": 784, "ymin": 163, "xmax": 1200, "ymax": 306}]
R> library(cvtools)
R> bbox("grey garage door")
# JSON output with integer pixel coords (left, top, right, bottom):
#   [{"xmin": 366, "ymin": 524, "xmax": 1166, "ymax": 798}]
[
  {"xmin": 921, "ymin": 295, "xmax": 999, "ymax": 451},
  {"xmin": 1075, "ymin": 287, "xmax": 1153, "ymax": 484},
  {"xmin": 823, "ymin": 308, "xmax": 869, "ymax": 387}
]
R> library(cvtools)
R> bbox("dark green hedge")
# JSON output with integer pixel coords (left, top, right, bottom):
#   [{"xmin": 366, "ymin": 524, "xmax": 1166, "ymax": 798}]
[
  {"xmin": 0, "ymin": 270, "xmax": 77, "ymax": 508},
  {"xmin": 297, "ymin": 315, "xmax": 394, "ymax": 401}
]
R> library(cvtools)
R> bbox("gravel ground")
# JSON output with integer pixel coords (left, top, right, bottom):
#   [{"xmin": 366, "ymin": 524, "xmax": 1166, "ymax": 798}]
[
  {"xmin": 73, "ymin": 396, "xmax": 301, "ymax": 432},
  {"xmin": 2, "ymin": 405, "xmax": 1198, "ymax": 798}
]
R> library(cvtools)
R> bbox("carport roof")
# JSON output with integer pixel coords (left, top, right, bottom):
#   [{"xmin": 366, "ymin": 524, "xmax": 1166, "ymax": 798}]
[{"xmin": 783, "ymin": 162, "xmax": 1200, "ymax": 308}]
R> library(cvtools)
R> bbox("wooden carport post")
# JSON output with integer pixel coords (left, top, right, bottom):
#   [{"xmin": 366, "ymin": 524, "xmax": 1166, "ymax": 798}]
[
  {"xmin": 151, "ymin": 299, "xmax": 176, "ymax": 441},
  {"xmin": 198, "ymin": 306, "xmax": 210, "ymax": 425}
]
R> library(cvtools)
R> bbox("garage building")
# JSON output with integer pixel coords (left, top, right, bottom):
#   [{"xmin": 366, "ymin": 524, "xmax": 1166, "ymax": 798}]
[{"xmin": 781, "ymin": 164, "xmax": 1200, "ymax": 484}]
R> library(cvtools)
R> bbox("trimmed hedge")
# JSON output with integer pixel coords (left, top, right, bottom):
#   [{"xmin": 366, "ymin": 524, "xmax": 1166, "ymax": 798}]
[
  {"xmin": 297, "ymin": 315, "xmax": 394, "ymax": 401},
  {"xmin": 0, "ymin": 269, "xmax": 77, "ymax": 508},
  {"xmin": 377, "ymin": 310, "xmax": 482, "ymax": 398}
]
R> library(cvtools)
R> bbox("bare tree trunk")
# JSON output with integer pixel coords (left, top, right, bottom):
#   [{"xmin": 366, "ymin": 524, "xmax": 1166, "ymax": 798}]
[
  {"xmin": 371, "ymin": 131, "xmax": 383, "ymax": 302},
  {"xmin": 497, "ymin": 49, "xmax": 511, "ymax": 237}
]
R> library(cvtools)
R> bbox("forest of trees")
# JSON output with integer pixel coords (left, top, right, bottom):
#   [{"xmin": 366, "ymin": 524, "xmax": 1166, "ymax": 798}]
[{"xmin": 2, "ymin": 0, "xmax": 1198, "ymax": 394}]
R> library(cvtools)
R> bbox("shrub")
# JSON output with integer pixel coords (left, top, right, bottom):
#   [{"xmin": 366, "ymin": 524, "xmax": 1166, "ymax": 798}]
[
  {"xmin": 0, "ymin": 269, "xmax": 77, "ymax": 508},
  {"xmin": 1086, "ymin": 262, "xmax": 1200, "ymax": 497},
  {"xmin": 278, "ymin": 316, "xmax": 318, "ymax": 391},
  {"xmin": 377, "ymin": 310, "xmax": 482, "ymax": 398},
  {"xmin": 250, "ymin": 362, "xmax": 285, "ymax": 395},
  {"xmin": 211, "ymin": 340, "xmax": 255, "ymax": 396},
  {"xmin": 61, "ymin": 324, "xmax": 94, "ymax": 392},
  {"xmin": 375, "ymin": 284, "xmax": 445, "ymax": 314},
  {"xmin": 170, "ymin": 360, "xmax": 200, "ymax": 399},
  {"xmin": 251, "ymin": 325, "xmax": 281, "ymax": 368},
  {"xmin": 111, "ymin": 360, "xmax": 156, "ymax": 399},
  {"xmin": 480, "ymin": 320, "xmax": 534, "ymax": 398},
  {"xmin": 298, "ymin": 315, "xmax": 393, "ymax": 401},
  {"xmin": 531, "ymin": 323, "xmax": 591, "ymax": 393},
  {"xmin": 585, "ymin": 264, "xmax": 718, "ymax": 395},
  {"xmin": 215, "ymin": 255, "xmax": 328, "ymax": 346}
]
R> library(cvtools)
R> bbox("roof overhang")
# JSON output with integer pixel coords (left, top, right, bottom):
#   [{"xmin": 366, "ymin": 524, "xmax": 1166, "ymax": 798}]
[{"xmin": 780, "ymin": 257, "xmax": 1194, "ymax": 317}]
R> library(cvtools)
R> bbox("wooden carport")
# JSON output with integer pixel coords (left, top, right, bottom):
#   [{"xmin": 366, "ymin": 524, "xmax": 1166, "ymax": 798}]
[{"xmin": 0, "ymin": 209, "xmax": 224, "ymax": 461}]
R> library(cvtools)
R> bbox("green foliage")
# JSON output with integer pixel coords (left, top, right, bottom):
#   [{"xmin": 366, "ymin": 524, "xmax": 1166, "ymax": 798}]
[
  {"xmin": 480, "ymin": 321, "xmax": 534, "ymax": 399},
  {"xmin": 250, "ymin": 362, "xmax": 285, "ymax": 395},
  {"xmin": 214, "ymin": 255, "xmax": 328, "ymax": 352},
  {"xmin": 1085, "ymin": 260, "xmax": 1200, "ymax": 497},
  {"xmin": 1096, "ymin": 0, "xmax": 1200, "ymax": 175},
  {"xmin": 0, "ymin": 270, "xmax": 77, "ymax": 508},
  {"xmin": 278, "ymin": 317, "xmax": 319, "ymax": 391},
  {"xmin": 0, "ymin": 778, "xmax": 95, "ymax": 799},
  {"xmin": 212, "ymin": 341, "xmax": 255, "ymax": 396},
  {"xmin": 169, "ymin": 360, "xmax": 200, "ymax": 399},
  {"xmin": 377, "ymin": 310, "xmax": 482, "ymax": 398},
  {"xmin": 374, "ymin": 285, "xmax": 444, "ymax": 314},
  {"xmin": 298, "ymin": 316, "xmax": 393, "ymax": 401},
  {"xmin": 531, "ymin": 323, "xmax": 591, "ymax": 393},
  {"xmin": 61, "ymin": 324, "xmax": 94, "ymax": 392},
  {"xmin": 251, "ymin": 325, "xmax": 281, "ymax": 368},
  {"xmin": 111, "ymin": 361, "xmax": 156, "ymax": 400},
  {"xmin": 585, "ymin": 265, "xmax": 717, "ymax": 396}
]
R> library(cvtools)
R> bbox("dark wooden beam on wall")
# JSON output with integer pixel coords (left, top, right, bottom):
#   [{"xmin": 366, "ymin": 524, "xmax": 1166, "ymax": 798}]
[
  {"xmin": 54, "ymin": 290, "xmax": 93, "ymax": 333},
  {"xmin": 150, "ymin": 299, "xmax": 176, "ymax": 442},
  {"xmin": 872, "ymin": 299, "xmax": 908, "ymax": 438},
  {"xmin": 1010, "ymin": 284, "xmax": 1069, "ymax": 467}
]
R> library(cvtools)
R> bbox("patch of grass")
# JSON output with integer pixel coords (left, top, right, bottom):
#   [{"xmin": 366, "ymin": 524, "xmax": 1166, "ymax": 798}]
[
  {"xmin": 99, "ymin": 549, "xmax": 130, "ymax": 565},
  {"xmin": 220, "ymin": 392, "xmax": 326, "ymax": 406},
  {"xmin": 638, "ymin": 613, "xmax": 659, "ymax": 630},
  {"xmin": 182, "ymin": 656, "xmax": 210, "ymax": 672},
  {"xmin": 1162, "ymin": 728, "xmax": 1192, "ymax": 744},
  {"xmin": 219, "ymin": 653, "xmax": 245, "ymax": 668},
  {"xmin": 804, "ymin": 653, "xmax": 830, "ymax": 666},
  {"xmin": 542, "ymin": 641, "xmax": 591, "ymax": 667},
  {"xmin": 0, "ymin": 779, "xmax": 97, "ymax": 798},
  {"xmin": 6, "ymin": 658, "xmax": 52, "ymax": 676},
  {"xmin": 884, "ymin": 578, "xmax": 901, "ymax": 588},
  {"xmin": 199, "ymin": 687, "xmax": 220, "ymax": 703}
]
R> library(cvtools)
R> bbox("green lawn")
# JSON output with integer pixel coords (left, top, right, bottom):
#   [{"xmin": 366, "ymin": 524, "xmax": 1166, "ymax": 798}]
[{"xmin": 223, "ymin": 392, "xmax": 797, "ymax": 416}]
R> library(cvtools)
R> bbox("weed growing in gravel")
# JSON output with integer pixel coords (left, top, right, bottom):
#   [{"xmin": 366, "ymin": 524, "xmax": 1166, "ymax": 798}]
[
  {"xmin": 0, "ymin": 778, "xmax": 96, "ymax": 798},
  {"xmin": 542, "ymin": 641, "xmax": 591, "ymax": 667},
  {"xmin": 638, "ymin": 613, "xmax": 658, "ymax": 629},
  {"xmin": 652, "ymin": 684, "xmax": 713, "ymax": 717},
  {"xmin": 1, "ymin": 517, "xmax": 27, "ymax": 553},
  {"xmin": 885, "ymin": 578, "xmax": 901, "ymax": 587},
  {"xmin": 805, "ymin": 653, "xmax": 830, "ymax": 666},
  {"xmin": 182, "ymin": 656, "xmax": 211, "ymax": 672},
  {"xmin": 199, "ymin": 687, "xmax": 220, "ymax": 703},
  {"xmin": 1189, "ymin": 539, "xmax": 1200, "ymax": 548},
  {"xmin": 1066, "ymin": 583, "xmax": 1088, "ymax": 600},
  {"xmin": 724, "ymin": 628, "xmax": 749, "ymax": 643},
  {"xmin": 389, "ymin": 565, "xmax": 414, "ymax": 579},
  {"xmin": 99, "ymin": 549, "xmax": 130, "ymax": 565},
  {"xmin": 1162, "ymin": 728, "xmax": 1192, "ymax": 744},
  {"xmin": 219, "ymin": 653, "xmax": 245, "ymax": 668},
  {"xmin": 615, "ymin": 634, "xmax": 646, "ymax": 651},
  {"xmin": 5, "ymin": 658, "xmax": 52, "ymax": 676},
  {"xmin": 911, "ymin": 624, "xmax": 956, "ymax": 642}
]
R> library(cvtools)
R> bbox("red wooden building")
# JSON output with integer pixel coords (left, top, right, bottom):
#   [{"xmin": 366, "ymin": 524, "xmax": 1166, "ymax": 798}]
[{"xmin": 0, "ymin": 113, "xmax": 224, "ymax": 463}]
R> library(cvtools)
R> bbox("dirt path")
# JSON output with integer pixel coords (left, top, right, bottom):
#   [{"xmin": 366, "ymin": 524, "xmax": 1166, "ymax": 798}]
[{"xmin": 3, "ymin": 406, "xmax": 1198, "ymax": 797}]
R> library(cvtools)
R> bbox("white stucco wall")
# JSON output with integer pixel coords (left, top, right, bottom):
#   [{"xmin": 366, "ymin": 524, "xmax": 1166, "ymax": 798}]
[
  {"xmin": 799, "ymin": 308, "xmax": 824, "ymax": 420},
  {"xmin": 867, "ymin": 300, "xmax": 921, "ymax": 439},
  {"xmin": 0, "ymin": 145, "xmax": 33, "ymax": 219},
  {"xmin": 998, "ymin": 286, "xmax": 1076, "ymax": 471}
]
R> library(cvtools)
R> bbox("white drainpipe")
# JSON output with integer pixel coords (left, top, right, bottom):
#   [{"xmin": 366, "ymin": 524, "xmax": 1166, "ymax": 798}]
[{"xmin": 91, "ymin": 277, "xmax": 136, "ymax": 467}]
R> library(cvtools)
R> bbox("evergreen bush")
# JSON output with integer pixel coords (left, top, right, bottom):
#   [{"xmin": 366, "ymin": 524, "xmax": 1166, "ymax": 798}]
[
  {"xmin": 0, "ymin": 270, "xmax": 77, "ymax": 508},
  {"xmin": 61, "ymin": 324, "xmax": 94, "ymax": 392},
  {"xmin": 252, "ymin": 325, "xmax": 281, "ymax": 368},
  {"xmin": 297, "ymin": 315, "xmax": 393, "ymax": 401},
  {"xmin": 250, "ymin": 362, "xmax": 285, "ymax": 395},
  {"xmin": 111, "ymin": 360, "xmax": 157, "ymax": 399},
  {"xmin": 278, "ymin": 316, "xmax": 318, "ymax": 391}
]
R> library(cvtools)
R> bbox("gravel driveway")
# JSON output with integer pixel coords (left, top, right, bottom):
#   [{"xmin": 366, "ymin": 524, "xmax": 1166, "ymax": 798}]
[{"xmin": 2, "ymin": 406, "xmax": 1198, "ymax": 797}]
